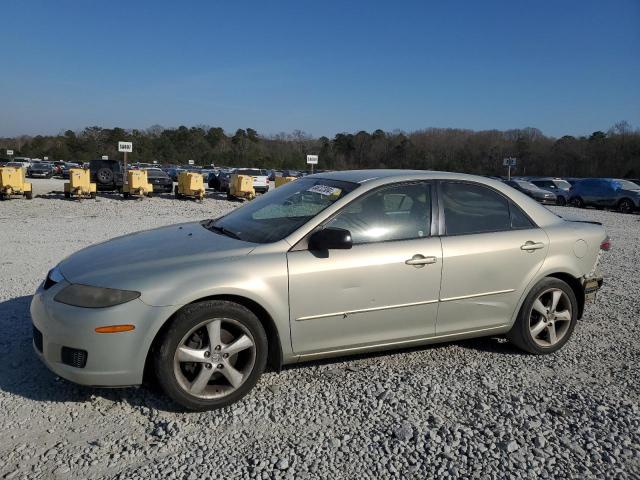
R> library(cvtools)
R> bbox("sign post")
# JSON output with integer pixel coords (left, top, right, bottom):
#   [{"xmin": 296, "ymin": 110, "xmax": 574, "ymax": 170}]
[
  {"xmin": 101, "ymin": 155, "xmax": 109, "ymax": 160},
  {"xmin": 306, "ymin": 154, "xmax": 318, "ymax": 174},
  {"xmin": 503, "ymin": 157, "xmax": 517, "ymax": 181},
  {"xmin": 6, "ymin": 149, "xmax": 13, "ymax": 157},
  {"xmin": 118, "ymin": 141, "xmax": 133, "ymax": 188}
]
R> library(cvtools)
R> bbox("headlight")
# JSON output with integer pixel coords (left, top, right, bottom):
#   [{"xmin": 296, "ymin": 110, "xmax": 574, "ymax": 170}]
[{"xmin": 54, "ymin": 284, "xmax": 140, "ymax": 308}]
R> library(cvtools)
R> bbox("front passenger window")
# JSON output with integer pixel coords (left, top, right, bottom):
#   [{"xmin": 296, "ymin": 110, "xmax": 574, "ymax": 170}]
[{"xmin": 325, "ymin": 183, "xmax": 431, "ymax": 244}]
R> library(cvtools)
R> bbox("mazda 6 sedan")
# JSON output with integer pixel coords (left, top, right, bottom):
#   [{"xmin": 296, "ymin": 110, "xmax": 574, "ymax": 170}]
[{"xmin": 31, "ymin": 170, "xmax": 607, "ymax": 410}]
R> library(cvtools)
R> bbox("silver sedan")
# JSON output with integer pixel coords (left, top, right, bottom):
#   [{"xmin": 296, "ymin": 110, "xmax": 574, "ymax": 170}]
[{"xmin": 31, "ymin": 170, "xmax": 607, "ymax": 410}]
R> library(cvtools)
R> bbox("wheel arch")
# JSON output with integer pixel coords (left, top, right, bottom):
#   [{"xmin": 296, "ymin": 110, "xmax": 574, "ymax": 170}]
[
  {"xmin": 545, "ymin": 272, "xmax": 585, "ymax": 319},
  {"xmin": 143, "ymin": 294, "xmax": 283, "ymax": 385}
]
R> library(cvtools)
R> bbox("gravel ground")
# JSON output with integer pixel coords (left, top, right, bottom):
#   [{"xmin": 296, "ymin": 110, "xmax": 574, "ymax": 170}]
[{"xmin": 0, "ymin": 177, "xmax": 638, "ymax": 479}]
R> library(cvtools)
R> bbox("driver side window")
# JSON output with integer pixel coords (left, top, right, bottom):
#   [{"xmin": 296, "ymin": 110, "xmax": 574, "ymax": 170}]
[{"xmin": 325, "ymin": 183, "xmax": 432, "ymax": 244}]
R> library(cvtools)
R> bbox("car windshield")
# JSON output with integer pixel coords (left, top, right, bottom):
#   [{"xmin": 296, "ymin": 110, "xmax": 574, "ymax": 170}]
[
  {"xmin": 514, "ymin": 180, "xmax": 538, "ymax": 189},
  {"xmin": 146, "ymin": 170, "xmax": 167, "ymax": 178},
  {"xmin": 616, "ymin": 179, "xmax": 640, "ymax": 190},
  {"xmin": 206, "ymin": 178, "xmax": 358, "ymax": 243},
  {"xmin": 553, "ymin": 180, "xmax": 572, "ymax": 189}
]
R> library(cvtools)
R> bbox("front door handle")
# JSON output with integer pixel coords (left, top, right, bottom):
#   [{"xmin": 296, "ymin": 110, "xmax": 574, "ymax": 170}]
[
  {"xmin": 521, "ymin": 241, "xmax": 545, "ymax": 252},
  {"xmin": 405, "ymin": 254, "xmax": 437, "ymax": 268}
]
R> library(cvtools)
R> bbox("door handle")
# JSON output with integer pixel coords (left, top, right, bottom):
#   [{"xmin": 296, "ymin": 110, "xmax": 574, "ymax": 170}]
[
  {"xmin": 521, "ymin": 241, "xmax": 545, "ymax": 252},
  {"xmin": 405, "ymin": 254, "xmax": 437, "ymax": 267}
]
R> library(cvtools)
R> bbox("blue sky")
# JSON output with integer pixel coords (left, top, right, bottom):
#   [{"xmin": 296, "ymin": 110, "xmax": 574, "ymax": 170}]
[{"xmin": 1, "ymin": 0, "xmax": 638, "ymax": 138}]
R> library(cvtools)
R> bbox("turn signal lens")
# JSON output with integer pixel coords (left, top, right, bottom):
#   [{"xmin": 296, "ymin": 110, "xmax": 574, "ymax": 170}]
[
  {"xmin": 600, "ymin": 236, "xmax": 611, "ymax": 251},
  {"xmin": 95, "ymin": 325, "xmax": 135, "ymax": 333}
]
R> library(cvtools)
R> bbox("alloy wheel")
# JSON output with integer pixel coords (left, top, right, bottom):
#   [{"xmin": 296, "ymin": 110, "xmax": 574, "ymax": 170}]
[
  {"xmin": 619, "ymin": 199, "xmax": 633, "ymax": 214},
  {"xmin": 173, "ymin": 318, "xmax": 256, "ymax": 399},
  {"xmin": 528, "ymin": 288, "xmax": 573, "ymax": 347}
]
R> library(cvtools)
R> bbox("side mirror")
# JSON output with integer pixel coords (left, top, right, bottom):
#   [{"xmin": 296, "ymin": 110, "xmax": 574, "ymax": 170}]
[{"xmin": 309, "ymin": 227, "xmax": 353, "ymax": 250}]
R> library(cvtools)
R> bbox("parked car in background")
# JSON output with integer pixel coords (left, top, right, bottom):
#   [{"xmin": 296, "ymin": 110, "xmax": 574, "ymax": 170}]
[
  {"xmin": 569, "ymin": 178, "xmax": 640, "ymax": 213},
  {"xmin": 31, "ymin": 170, "xmax": 607, "ymax": 410},
  {"xmin": 166, "ymin": 168, "xmax": 186, "ymax": 181},
  {"xmin": 145, "ymin": 168, "xmax": 173, "ymax": 193},
  {"xmin": 89, "ymin": 159, "xmax": 123, "ymax": 191},
  {"xmin": 61, "ymin": 163, "xmax": 82, "ymax": 179},
  {"xmin": 282, "ymin": 169, "xmax": 303, "ymax": 178},
  {"xmin": 27, "ymin": 162, "xmax": 54, "ymax": 178},
  {"xmin": 268, "ymin": 170, "xmax": 284, "ymax": 181},
  {"xmin": 234, "ymin": 168, "xmax": 269, "ymax": 193},
  {"xmin": 504, "ymin": 179, "xmax": 557, "ymax": 205},
  {"xmin": 529, "ymin": 178, "xmax": 572, "ymax": 206},
  {"xmin": 208, "ymin": 170, "xmax": 231, "ymax": 192},
  {"xmin": 10, "ymin": 157, "xmax": 31, "ymax": 170}
]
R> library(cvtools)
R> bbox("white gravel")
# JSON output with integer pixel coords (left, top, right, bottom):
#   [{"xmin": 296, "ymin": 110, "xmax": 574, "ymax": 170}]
[{"xmin": 0, "ymin": 177, "xmax": 638, "ymax": 479}]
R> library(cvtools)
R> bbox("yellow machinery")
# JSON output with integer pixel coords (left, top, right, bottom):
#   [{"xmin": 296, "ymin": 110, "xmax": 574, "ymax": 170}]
[
  {"xmin": 0, "ymin": 166, "xmax": 32, "ymax": 200},
  {"xmin": 175, "ymin": 171, "xmax": 206, "ymax": 201},
  {"xmin": 228, "ymin": 174, "xmax": 255, "ymax": 200},
  {"xmin": 64, "ymin": 168, "xmax": 97, "ymax": 199},
  {"xmin": 275, "ymin": 176, "xmax": 297, "ymax": 188},
  {"xmin": 122, "ymin": 170, "xmax": 153, "ymax": 198}
]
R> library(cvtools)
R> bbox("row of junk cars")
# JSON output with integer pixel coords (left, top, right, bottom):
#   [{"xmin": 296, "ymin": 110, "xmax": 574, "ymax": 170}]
[
  {"xmin": 1, "ymin": 157, "xmax": 639, "ymax": 213},
  {"xmin": 0, "ymin": 157, "xmax": 306, "ymax": 201},
  {"xmin": 501, "ymin": 176, "xmax": 640, "ymax": 214}
]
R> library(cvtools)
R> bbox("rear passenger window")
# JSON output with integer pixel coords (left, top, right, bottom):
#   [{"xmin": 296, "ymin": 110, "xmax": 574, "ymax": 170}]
[{"xmin": 441, "ymin": 182, "xmax": 532, "ymax": 235}]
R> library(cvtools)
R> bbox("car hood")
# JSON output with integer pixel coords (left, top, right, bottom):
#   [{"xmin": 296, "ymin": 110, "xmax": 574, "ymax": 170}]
[{"xmin": 58, "ymin": 222, "xmax": 256, "ymax": 293}]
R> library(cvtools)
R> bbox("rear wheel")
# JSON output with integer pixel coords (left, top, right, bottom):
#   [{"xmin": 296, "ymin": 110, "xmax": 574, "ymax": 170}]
[
  {"xmin": 508, "ymin": 278, "xmax": 577, "ymax": 354},
  {"xmin": 556, "ymin": 196, "xmax": 566, "ymax": 206},
  {"xmin": 64, "ymin": 191, "xmax": 71, "ymax": 199},
  {"xmin": 618, "ymin": 198, "xmax": 634, "ymax": 214},
  {"xmin": 25, "ymin": 191, "xmax": 33, "ymax": 200},
  {"xmin": 154, "ymin": 300, "xmax": 267, "ymax": 411},
  {"xmin": 571, "ymin": 197, "xmax": 584, "ymax": 208}
]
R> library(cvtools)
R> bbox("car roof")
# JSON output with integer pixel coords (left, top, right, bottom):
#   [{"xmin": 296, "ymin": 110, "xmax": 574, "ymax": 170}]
[{"xmin": 308, "ymin": 169, "xmax": 504, "ymax": 184}]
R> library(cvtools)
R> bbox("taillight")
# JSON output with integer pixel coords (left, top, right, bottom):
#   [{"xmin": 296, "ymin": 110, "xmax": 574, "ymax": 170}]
[{"xmin": 600, "ymin": 236, "xmax": 611, "ymax": 251}]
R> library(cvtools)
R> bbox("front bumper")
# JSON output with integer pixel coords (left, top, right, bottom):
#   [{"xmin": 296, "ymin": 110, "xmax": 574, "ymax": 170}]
[{"xmin": 30, "ymin": 281, "xmax": 175, "ymax": 386}]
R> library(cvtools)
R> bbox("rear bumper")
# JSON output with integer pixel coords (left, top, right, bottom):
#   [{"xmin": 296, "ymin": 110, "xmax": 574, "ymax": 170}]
[
  {"xmin": 582, "ymin": 274, "xmax": 603, "ymax": 302},
  {"xmin": 254, "ymin": 186, "xmax": 269, "ymax": 193}
]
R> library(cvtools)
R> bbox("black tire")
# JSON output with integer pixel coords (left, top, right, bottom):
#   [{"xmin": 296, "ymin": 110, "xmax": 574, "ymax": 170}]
[
  {"xmin": 508, "ymin": 277, "xmax": 578, "ymax": 354},
  {"xmin": 174, "ymin": 185, "xmax": 182, "ymax": 199},
  {"xmin": 227, "ymin": 192, "xmax": 234, "ymax": 200},
  {"xmin": 64, "ymin": 191, "xmax": 71, "ymax": 199},
  {"xmin": 90, "ymin": 192, "xmax": 97, "ymax": 199},
  {"xmin": 618, "ymin": 198, "xmax": 634, "ymax": 214},
  {"xmin": 571, "ymin": 197, "xmax": 584, "ymax": 208},
  {"xmin": 123, "ymin": 192, "xmax": 130, "ymax": 199},
  {"xmin": 95, "ymin": 167, "xmax": 115, "ymax": 185},
  {"xmin": 147, "ymin": 192, "xmax": 153, "ymax": 198},
  {"xmin": 154, "ymin": 300, "xmax": 268, "ymax": 411},
  {"xmin": 556, "ymin": 196, "xmax": 566, "ymax": 206},
  {"xmin": 25, "ymin": 191, "xmax": 33, "ymax": 200}
]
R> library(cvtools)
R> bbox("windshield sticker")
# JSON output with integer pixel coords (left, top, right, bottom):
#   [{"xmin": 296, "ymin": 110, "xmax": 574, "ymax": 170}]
[{"xmin": 307, "ymin": 185, "xmax": 342, "ymax": 196}]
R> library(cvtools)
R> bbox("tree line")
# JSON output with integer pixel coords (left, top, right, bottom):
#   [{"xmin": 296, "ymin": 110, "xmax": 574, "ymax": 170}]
[{"xmin": 1, "ymin": 121, "xmax": 638, "ymax": 178}]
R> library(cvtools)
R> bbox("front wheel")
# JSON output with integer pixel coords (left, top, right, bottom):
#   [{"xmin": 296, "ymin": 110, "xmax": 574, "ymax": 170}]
[
  {"xmin": 618, "ymin": 198, "xmax": 634, "ymax": 214},
  {"xmin": 556, "ymin": 196, "xmax": 566, "ymax": 206},
  {"xmin": 508, "ymin": 278, "xmax": 578, "ymax": 354},
  {"xmin": 154, "ymin": 300, "xmax": 268, "ymax": 411}
]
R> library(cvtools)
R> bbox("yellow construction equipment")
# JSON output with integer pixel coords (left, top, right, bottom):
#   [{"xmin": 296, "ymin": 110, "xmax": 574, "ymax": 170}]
[
  {"xmin": 0, "ymin": 166, "xmax": 32, "ymax": 200},
  {"xmin": 175, "ymin": 171, "xmax": 206, "ymax": 201},
  {"xmin": 228, "ymin": 174, "xmax": 255, "ymax": 201},
  {"xmin": 275, "ymin": 176, "xmax": 297, "ymax": 188},
  {"xmin": 122, "ymin": 170, "xmax": 153, "ymax": 198},
  {"xmin": 64, "ymin": 168, "xmax": 97, "ymax": 200}
]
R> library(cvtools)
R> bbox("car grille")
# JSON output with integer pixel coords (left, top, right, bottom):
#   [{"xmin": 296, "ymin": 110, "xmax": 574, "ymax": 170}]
[
  {"xmin": 61, "ymin": 347, "xmax": 88, "ymax": 368},
  {"xmin": 33, "ymin": 327, "xmax": 43, "ymax": 352}
]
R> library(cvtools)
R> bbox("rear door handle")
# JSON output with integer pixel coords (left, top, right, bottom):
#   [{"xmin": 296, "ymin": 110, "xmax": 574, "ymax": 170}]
[
  {"xmin": 521, "ymin": 241, "xmax": 545, "ymax": 252},
  {"xmin": 405, "ymin": 254, "xmax": 437, "ymax": 267}
]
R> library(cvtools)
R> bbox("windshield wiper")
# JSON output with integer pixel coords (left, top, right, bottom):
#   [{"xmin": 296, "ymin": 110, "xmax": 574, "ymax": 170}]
[{"xmin": 207, "ymin": 223, "xmax": 241, "ymax": 240}]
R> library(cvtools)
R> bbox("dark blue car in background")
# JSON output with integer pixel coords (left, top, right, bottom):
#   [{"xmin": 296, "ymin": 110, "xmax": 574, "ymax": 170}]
[{"xmin": 569, "ymin": 178, "xmax": 640, "ymax": 213}]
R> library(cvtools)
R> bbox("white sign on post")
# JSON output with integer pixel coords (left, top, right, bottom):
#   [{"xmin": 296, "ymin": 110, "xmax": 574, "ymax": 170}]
[
  {"xmin": 306, "ymin": 155, "xmax": 318, "ymax": 165},
  {"xmin": 44, "ymin": 156, "xmax": 49, "ymax": 161},
  {"xmin": 188, "ymin": 159, "xmax": 195, "ymax": 165},
  {"xmin": 101, "ymin": 155, "xmax": 109, "ymax": 160},
  {"xmin": 118, "ymin": 141, "xmax": 133, "ymax": 153},
  {"xmin": 6, "ymin": 150, "xmax": 13, "ymax": 156},
  {"xmin": 503, "ymin": 157, "xmax": 517, "ymax": 167}
]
